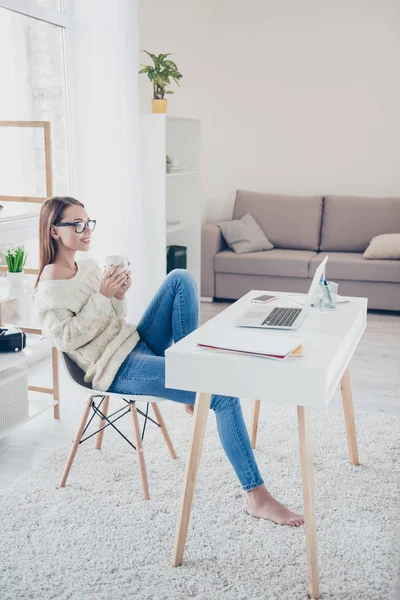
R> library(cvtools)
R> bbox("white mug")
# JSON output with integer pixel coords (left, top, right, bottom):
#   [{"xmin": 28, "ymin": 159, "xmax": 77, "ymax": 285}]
[{"xmin": 105, "ymin": 254, "xmax": 128, "ymax": 269}]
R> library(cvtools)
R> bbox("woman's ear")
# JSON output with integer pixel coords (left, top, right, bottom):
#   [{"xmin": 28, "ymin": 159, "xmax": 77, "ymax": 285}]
[{"xmin": 50, "ymin": 225, "xmax": 59, "ymax": 240}]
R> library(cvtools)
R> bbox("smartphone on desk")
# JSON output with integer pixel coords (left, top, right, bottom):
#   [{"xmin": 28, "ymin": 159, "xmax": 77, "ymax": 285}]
[{"xmin": 250, "ymin": 294, "xmax": 277, "ymax": 304}]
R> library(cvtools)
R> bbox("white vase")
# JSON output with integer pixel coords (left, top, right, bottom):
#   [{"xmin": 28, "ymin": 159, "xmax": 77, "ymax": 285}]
[{"xmin": 7, "ymin": 271, "xmax": 25, "ymax": 289}]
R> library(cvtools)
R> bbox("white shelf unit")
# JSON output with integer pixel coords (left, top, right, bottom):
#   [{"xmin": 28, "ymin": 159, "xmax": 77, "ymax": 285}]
[
  {"xmin": 0, "ymin": 333, "xmax": 55, "ymax": 439},
  {"xmin": 0, "ymin": 282, "xmax": 60, "ymax": 435},
  {"xmin": 140, "ymin": 115, "xmax": 201, "ymax": 305},
  {"xmin": 166, "ymin": 170, "xmax": 199, "ymax": 177}
]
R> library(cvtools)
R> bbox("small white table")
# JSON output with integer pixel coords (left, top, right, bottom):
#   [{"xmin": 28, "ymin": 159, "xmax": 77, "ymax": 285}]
[
  {"xmin": 0, "ymin": 283, "xmax": 60, "ymax": 430},
  {"xmin": 165, "ymin": 290, "xmax": 367, "ymax": 600}
]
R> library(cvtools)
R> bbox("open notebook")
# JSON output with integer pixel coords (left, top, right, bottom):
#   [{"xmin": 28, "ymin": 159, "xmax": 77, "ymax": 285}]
[{"xmin": 197, "ymin": 328, "xmax": 303, "ymax": 360}]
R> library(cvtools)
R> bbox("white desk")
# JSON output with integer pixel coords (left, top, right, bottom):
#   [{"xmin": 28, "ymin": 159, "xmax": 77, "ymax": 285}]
[{"xmin": 165, "ymin": 290, "xmax": 367, "ymax": 600}]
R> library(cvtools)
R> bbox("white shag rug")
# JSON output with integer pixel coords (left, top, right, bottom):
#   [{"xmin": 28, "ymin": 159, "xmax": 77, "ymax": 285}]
[{"xmin": 0, "ymin": 400, "xmax": 399, "ymax": 600}]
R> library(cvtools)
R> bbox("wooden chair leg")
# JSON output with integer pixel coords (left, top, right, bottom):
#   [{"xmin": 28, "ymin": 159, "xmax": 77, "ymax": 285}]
[
  {"xmin": 151, "ymin": 403, "xmax": 178, "ymax": 459},
  {"xmin": 52, "ymin": 346, "xmax": 60, "ymax": 419},
  {"xmin": 130, "ymin": 402, "xmax": 150, "ymax": 500},
  {"xmin": 250, "ymin": 399, "xmax": 261, "ymax": 449},
  {"xmin": 297, "ymin": 405, "xmax": 320, "ymax": 600},
  {"xmin": 59, "ymin": 397, "xmax": 92, "ymax": 488},
  {"xmin": 96, "ymin": 395, "xmax": 110, "ymax": 449},
  {"xmin": 340, "ymin": 366, "xmax": 360, "ymax": 466}
]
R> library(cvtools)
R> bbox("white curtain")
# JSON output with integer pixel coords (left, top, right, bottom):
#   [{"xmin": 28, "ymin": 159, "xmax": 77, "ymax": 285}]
[{"xmin": 68, "ymin": 0, "xmax": 147, "ymax": 324}]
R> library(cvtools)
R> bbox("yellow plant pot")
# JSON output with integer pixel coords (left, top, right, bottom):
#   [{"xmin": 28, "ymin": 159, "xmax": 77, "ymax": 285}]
[{"xmin": 152, "ymin": 99, "xmax": 168, "ymax": 114}]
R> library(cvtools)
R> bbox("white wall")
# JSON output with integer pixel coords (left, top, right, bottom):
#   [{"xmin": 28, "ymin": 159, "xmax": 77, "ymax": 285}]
[
  {"xmin": 69, "ymin": 0, "xmax": 147, "ymax": 322},
  {"xmin": 138, "ymin": 0, "xmax": 400, "ymax": 223}
]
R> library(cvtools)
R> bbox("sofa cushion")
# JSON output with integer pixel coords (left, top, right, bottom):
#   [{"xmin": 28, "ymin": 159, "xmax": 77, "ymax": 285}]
[
  {"xmin": 320, "ymin": 195, "xmax": 400, "ymax": 252},
  {"xmin": 309, "ymin": 252, "xmax": 400, "ymax": 283},
  {"xmin": 218, "ymin": 212, "xmax": 274, "ymax": 253},
  {"xmin": 215, "ymin": 248, "xmax": 317, "ymax": 278},
  {"xmin": 363, "ymin": 233, "xmax": 400, "ymax": 260},
  {"xmin": 232, "ymin": 190, "xmax": 323, "ymax": 251}
]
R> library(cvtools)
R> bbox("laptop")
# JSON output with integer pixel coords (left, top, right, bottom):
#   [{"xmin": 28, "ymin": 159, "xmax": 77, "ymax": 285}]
[{"xmin": 235, "ymin": 255, "xmax": 329, "ymax": 330}]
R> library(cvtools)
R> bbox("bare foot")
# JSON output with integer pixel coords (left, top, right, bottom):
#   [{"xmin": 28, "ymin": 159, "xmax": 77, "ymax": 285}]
[
  {"xmin": 247, "ymin": 485, "xmax": 304, "ymax": 527},
  {"xmin": 184, "ymin": 404, "xmax": 194, "ymax": 416}
]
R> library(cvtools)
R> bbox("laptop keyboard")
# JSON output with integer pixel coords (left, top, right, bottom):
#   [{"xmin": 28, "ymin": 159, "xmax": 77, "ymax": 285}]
[{"xmin": 262, "ymin": 307, "xmax": 302, "ymax": 327}]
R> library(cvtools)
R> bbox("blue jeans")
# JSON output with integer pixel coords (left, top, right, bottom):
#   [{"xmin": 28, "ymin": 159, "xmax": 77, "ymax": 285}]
[{"xmin": 107, "ymin": 269, "xmax": 265, "ymax": 492}]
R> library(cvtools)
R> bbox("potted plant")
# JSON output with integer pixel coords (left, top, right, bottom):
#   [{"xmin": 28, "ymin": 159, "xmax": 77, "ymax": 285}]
[
  {"xmin": 138, "ymin": 51, "xmax": 182, "ymax": 114},
  {"xmin": 4, "ymin": 244, "xmax": 27, "ymax": 288}
]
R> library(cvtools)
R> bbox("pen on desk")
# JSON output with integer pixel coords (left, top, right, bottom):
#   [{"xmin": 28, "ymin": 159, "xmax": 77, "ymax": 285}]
[
  {"xmin": 321, "ymin": 277, "xmax": 334, "ymax": 307},
  {"xmin": 319, "ymin": 276, "xmax": 332, "ymax": 306},
  {"xmin": 323, "ymin": 278, "xmax": 334, "ymax": 306}
]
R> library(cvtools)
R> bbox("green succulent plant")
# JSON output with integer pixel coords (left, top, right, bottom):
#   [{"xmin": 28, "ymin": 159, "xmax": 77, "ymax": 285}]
[
  {"xmin": 4, "ymin": 245, "xmax": 27, "ymax": 272},
  {"xmin": 138, "ymin": 51, "xmax": 183, "ymax": 100}
]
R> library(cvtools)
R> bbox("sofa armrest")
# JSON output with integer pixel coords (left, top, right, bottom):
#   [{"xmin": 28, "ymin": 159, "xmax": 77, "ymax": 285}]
[{"xmin": 201, "ymin": 223, "xmax": 226, "ymax": 297}]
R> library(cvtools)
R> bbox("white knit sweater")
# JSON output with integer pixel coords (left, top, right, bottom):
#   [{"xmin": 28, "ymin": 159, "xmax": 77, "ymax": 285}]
[{"xmin": 31, "ymin": 258, "xmax": 140, "ymax": 392}]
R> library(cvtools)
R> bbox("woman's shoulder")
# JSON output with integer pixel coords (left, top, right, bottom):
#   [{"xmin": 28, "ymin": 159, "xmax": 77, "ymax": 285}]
[
  {"xmin": 40, "ymin": 263, "xmax": 70, "ymax": 282},
  {"xmin": 32, "ymin": 258, "xmax": 100, "ymax": 307},
  {"xmin": 40, "ymin": 258, "xmax": 98, "ymax": 282}
]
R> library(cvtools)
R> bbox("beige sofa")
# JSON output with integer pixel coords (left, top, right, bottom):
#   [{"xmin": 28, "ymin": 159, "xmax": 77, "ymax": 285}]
[{"xmin": 201, "ymin": 191, "xmax": 400, "ymax": 311}]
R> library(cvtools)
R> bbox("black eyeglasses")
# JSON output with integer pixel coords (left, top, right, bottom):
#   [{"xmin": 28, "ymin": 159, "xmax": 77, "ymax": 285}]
[{"xmin": 54, "ymin": 219, "xmax": 96, "ymax": 234}]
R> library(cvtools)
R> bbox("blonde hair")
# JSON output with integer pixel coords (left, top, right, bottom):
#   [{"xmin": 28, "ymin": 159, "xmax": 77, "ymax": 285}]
[{"xmin": 34, "ymin": 196, "xmax": 85, "ymax": 288}]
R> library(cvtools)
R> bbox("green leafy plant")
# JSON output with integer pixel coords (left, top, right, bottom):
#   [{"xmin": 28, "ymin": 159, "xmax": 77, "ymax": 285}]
[
  {"xmin": 4, "ymin": 245, "xmax": 27, "ymax": 272},
  {"xmin": 138, "ymin": 51, "xmax": 182, "ymax": 100}
]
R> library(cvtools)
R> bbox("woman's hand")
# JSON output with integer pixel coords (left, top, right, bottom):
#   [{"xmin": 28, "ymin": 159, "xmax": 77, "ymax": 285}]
[
  {"xmin": 100, "ymin": 264, "xmax": 130, "ymax": 299},
  {"xmin": 114, "ymin": 261, "xmax": 131, "ymax": 300}
]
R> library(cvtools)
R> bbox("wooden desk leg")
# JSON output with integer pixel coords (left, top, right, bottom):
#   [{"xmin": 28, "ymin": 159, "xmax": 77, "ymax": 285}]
[
  {"xmin": 297, "ymin": 405, "xmax": 320, "ymax": 600},
  {"xmin": 172, "ymin": 392, "xmax": 211, "ymax": 567},
  {"xmin": 52, "ymin": 347, "xmax": 60, "ymax": 419},
  {"xmin": 250, "ymin": 399, "xmax": 261, "ymax": 449},
  {"xmin": 340, "ymin": 366, "xmax": 359, "ymax": 466}
]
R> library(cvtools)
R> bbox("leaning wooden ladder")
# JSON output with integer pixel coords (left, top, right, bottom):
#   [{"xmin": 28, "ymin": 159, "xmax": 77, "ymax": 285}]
[{"xmin": 0, "ymin": 120, "xmax": 60, "ymax": 419}]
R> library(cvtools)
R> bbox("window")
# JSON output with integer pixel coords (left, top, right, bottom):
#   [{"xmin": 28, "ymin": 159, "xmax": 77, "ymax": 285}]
[{"xmin": 0, "ymin": 4, "xmax": 70, "ymax": 269}]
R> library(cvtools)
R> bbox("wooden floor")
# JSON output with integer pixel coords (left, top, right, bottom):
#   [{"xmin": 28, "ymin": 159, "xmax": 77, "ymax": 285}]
[{"xmin": 0, "ymin": 301, "xmax": 399, "ymax": 493}]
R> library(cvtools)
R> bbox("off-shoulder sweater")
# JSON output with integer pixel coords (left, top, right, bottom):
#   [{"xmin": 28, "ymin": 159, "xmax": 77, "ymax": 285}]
[{"xmin": 31, "ymin": 258, "xmax": 140, "ymax": 392}]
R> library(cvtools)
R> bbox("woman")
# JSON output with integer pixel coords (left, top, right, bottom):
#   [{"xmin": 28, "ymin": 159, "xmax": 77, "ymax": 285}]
[{"xmin": 32, "ymin": 196, "xmax": 304, "ymax": 527}]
